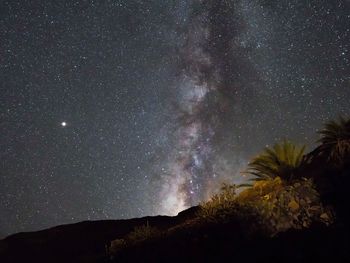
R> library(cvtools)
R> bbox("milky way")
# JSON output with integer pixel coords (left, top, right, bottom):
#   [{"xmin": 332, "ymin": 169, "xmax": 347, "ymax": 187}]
[
  {"xmin": 157, "ymin": 0, "xmax": 350, "ymax": 214},
  {"xmin": 1, "ymin": 0, "xmax": 349, "ymax": 237},
  {"xmin": 159, "ymin": 1, "xmax": 239, "ymax": 214}
]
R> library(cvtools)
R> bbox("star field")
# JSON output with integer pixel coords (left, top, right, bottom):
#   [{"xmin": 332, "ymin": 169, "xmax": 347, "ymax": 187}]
[{"xmin": 1, "ymin": 0, "xmax": 349, "ymax": 238}]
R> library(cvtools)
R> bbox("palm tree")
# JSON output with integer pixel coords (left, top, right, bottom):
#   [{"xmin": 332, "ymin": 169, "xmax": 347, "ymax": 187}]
[
  {"xmin": 318, "ymin": 116, "xmax": 350, "ymax": 166},
  {"xmin": 244, "ymin": 140, "xmax": 306, "ymax": 182}
]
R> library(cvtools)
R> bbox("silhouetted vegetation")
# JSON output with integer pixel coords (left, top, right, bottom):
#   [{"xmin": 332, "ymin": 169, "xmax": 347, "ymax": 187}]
[
  {"xmin": 244, "ymin": 140, "xmax": 305, "ymax": 182},
  {"xmin": 199, "ymin": 177, "xmax": 333, "ymax": 236},
  {"xmin": 106, "ymin": 116, "xmax": 349, "ymax": 261},
  {"xmin": 318, "ymin": 116, "xmax": 350, "ymax": 168},
  {"xmin": 107, "ymin": 222, "xmax": 161, "ymax": 259}
]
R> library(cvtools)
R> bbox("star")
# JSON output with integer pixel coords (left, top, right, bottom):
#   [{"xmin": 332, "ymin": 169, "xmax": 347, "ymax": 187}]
[{"xmin": 0, "ymin": 0, "xmax": 349, "ymax": 238}]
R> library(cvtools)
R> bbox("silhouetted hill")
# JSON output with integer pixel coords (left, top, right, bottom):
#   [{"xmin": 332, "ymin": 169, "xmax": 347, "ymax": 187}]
[
  {"xmin": 0, "ymin": 207, "xmax": 200, "ymax": 263},
  {"xmin": 1, "ymin": 206, "xmax": 349, "ymax": 262}
]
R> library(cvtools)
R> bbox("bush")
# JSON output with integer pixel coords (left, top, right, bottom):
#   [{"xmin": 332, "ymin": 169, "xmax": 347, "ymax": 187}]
[
  {"xmin": 198, "ymin": 183, "xmax": 237, "ymax": 222},
  {"xmin": 318, "ymin": 116, "xmax": 350, "ymax": 167},
  {"xmin": 107, "ymin": 222, "xmax": 161, "ymax": 258},
  {"xmin": 244, "ymin": 140, "xmax": 306, "ymax": 182},
  {"xmin": 108, "ymin": 238, "xmax": 127, "ymax": 256},
  {"xmin": 126, "ymin": 222, "xmax": 161, "ymax": 244},
  {"xmin": 198, "ymin": 178, "xmax": 333, "ymax": 236},
  {"xmin": 240, "ymin": 178, "xmax": 333, "ymax": 234}
]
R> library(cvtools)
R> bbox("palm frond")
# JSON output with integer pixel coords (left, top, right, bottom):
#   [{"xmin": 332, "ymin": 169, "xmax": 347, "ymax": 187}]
[
  {"xmin": 317, "ymin": 116, "xmax": 350, "ymax": 166},
  {"xmin": 245, "ymin": 140, "xmax": 306, "ymax": 182}
]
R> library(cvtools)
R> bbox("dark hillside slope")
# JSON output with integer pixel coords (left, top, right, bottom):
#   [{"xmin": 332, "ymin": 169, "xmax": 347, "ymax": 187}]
[
  {"xmin": 0, "ymin": 207, "xmax": 198, "ymax": 263},
  {"xmin": 111, "ymin": 221, "xmax": 349, "ymax": 263}
]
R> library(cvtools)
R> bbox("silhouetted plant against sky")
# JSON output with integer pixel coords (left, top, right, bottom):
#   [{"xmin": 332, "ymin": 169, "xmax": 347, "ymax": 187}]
[
  {"xmin": 318, "ymin": 116, "xmax": 350, "ymax": 167},
  {"xmin": 244, "ymin": 140, "xmax": 306, "ymax": 182}
]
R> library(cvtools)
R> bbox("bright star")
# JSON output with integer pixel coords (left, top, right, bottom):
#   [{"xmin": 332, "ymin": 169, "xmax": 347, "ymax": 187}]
[{"xmin": 61, "ymin": 122, "xmax": 67, "ymax": 127}]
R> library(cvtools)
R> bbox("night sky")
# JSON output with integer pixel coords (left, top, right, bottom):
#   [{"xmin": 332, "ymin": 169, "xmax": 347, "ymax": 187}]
[{"xmin": 1, "ymin": 0, "xmax": 349, "ymax": 238}]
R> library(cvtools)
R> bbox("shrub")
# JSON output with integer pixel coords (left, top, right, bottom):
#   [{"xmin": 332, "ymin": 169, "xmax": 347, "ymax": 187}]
[
  {"xmin": 125, "ymin": 222, "xmax": 160, "ymax": 244},
  {"xmin": 318, "ymin": 116, "xmax": 350, "ymax": 167},
  {"xmin": 244, "ymin": 140, "xmax": 306, "ymax": 182},
  {"xmin": 198, "ymin": 178, "xmax": 333, "ymax": 236},
  {"xmin": 237, "ymin": 177, "xmax": 333, "ymax": 235},
  {"xmin": 108, "ymin": 238, "xmax": 127, "ymax": 257},
  {"xmin": 198, "ymin": 183, "xmax": 238, "ymax": 222},
  {"xmin": 107, "ymin": 222, "xmax": 161, "ymax": 258}
]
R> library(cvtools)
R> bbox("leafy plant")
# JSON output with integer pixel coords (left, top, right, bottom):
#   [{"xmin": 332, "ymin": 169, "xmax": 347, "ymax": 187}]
[
  {"xmin": 108, "ymin": 238, "xmax": 127, "ymax": 257},
  {"xmin": 198, "ymin": 183, "xmax": 238, "ymax": 222},
  {"xmin": 107, "ymin": 222, "xmax": 161, "ymax": 258},
  {"xmin": 199, "ymin": 178, "xmax": 333, "ymax": 236},
  {"xmin": 318, "ymin": 116, "xmax": 350, "ymax": 167},
  {"xmin": 126, "ymin": 222, "xmax": 160, "ymax": 244},
  {"xmin": 236, "ymin": 177, "xmax": 333, "ymax": 235},
  {"xmin": 244, "ymin": 140, "xmax": 306, "ymax": 182}
]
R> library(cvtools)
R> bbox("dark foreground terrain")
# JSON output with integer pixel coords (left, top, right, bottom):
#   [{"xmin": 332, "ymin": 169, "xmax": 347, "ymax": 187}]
[
  {"xmin": 0, "ymin": 208, "xmax": 195, "ymax": 262},
  {"xmin": 0, "ymin": 206, "xmax": 349, "ymax": 263},
  {"xmin": 1, "ymin": 126, "xmax": 350, "ymax": 262}
]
